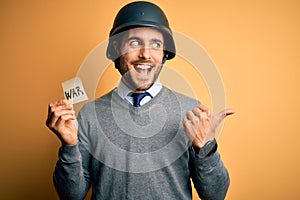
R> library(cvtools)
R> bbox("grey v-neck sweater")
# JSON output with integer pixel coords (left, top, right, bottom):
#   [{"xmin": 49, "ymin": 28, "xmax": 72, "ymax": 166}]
[{"xmin": 53, "ymin": 87, "xmax": 230, "ymax": 200}]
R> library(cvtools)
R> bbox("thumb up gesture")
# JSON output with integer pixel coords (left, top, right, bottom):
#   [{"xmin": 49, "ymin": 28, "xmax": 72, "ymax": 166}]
[{"xmin": 183, "ymin": 104, "xmax": 234, "ymax": 148}]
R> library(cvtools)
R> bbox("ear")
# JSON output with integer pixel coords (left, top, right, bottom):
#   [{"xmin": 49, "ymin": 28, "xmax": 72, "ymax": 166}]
[
  {"xmin": 113, "ymin": 41, "xmax": 120, "ymax": 55},
  {"xmin": 162, "ymin": 53, "xmax": 169, "ymax": 64}
]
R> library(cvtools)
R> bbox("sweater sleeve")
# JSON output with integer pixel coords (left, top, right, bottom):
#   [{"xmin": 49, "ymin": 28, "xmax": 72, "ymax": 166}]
[
  {"xmin": 53, "ymin": 141, "xmax": 92, "ymax": 200},
  {"xmin": 189, "ymin": 147, "xmax": 230, "ymax": 200}
]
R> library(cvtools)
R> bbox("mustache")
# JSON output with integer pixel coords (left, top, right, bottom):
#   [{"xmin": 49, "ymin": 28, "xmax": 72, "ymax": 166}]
[
  {"xmin": 131, "ymin": 60, "xmax": 155, "ymax": 65},
  {"xmin": 130, "ymin": 60, "xmax": 164, "ymax": 67}
]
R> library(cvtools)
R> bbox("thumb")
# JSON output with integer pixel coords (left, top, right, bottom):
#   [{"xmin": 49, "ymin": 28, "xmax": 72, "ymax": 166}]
[
  {"xmin": 221, "ymin": 109, "xmax": 235, "ymax": 118},
  {"xmin": 213, "ymin": 109, "xmax": 235, "ymax": 127}
]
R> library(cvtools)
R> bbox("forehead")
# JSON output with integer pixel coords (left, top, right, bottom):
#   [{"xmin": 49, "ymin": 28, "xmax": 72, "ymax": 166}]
[{"xmin": 123, "ymin": 27, "xmax": 164, "ymax": 41}]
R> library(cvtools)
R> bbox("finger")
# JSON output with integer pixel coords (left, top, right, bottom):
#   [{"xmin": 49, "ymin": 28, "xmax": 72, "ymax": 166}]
[
  {"xmin": 48, "ymin": 101, "xmax": 73, "ymax": 116},
  {"xmin": 213, "ymin": 109, "xmax": 235, "ymax": 127},
  {"xmin": 55, "ymin": 114, "xmax": 77, "ymax": 137},
  {"xmin": 51, "ymin": 99, "xmax": 69, "ymax": 106},
  {"xmin": 56, "ymin": 114, "xmax": 76, "ymax": 127},
  {"xmin": 186, "ymin": 111, "xmax": 199, "ymax": 125},
  {"xmin": 224, "ymin": 109, "xmax": 235, "ymax": 116},
  {"xmin": 183, "ymin": 117, "xmax": 190, "ymax": 127},
  {"xmin": 198, "ymin": 104, "xmax": 209, "ymax": 112},
  {"xmin": 183, "ymin": 117, "xmax": 196, "ymax": 139},
  {"xmin": 50, "ymin": 100, "xmax": 73, "ymax": 110},
  {"xmin": 48, "ymin": 99, "xmax": 70, "ymax": 109},
  {"xmin": 191, "ymin": 107, "xmax": 201, "ymax": 117},
  {"xmin": 48, "ymin": 100, "xmax": 73, "ymax": 115},
  {"xmin": 47, "ymin": 102, "xmax": 73, "ymax": 125},
  {"xmin": 185, "ymin": 110, "xmax": 195, "ymax": 121},
  {"xmin": 193, "ymin": 107, "xmax": 211, "ymax": 121},
  {"xmin": 217, "ymin": 109, "xmax": 235, "ymax": 119},
  {"xmin": 47, "ymin": 109, "xmax": 75, "ymax": 128},
  {"xmin": 199, "ymin": 104, "xmax": 212, "ymax": 117}
]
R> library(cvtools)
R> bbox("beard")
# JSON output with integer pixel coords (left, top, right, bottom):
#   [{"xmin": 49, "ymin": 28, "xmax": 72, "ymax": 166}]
[{"xmin": 119, "ymin": 57, "xmax": 163, "ymax": 91}]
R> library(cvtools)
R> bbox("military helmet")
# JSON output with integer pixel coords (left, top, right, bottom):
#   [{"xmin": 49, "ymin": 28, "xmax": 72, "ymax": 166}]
[{"xmin": 106, "ymin": 1, "xmax": 176, "ymax": 62}]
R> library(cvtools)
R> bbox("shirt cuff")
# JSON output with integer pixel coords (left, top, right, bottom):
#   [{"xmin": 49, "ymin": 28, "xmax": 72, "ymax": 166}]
[
  {"xmin": 58, "ymin": 143, "xmax": 81, "ymax": 163},
  {"xmin": 193, "ymin": 150, "xmax": 221, "ymax": 170}
]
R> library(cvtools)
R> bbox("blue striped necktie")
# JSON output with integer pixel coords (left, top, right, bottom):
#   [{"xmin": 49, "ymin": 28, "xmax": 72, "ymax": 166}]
[{"xmin": 131, "ymin": 92, "xmax": 152, "ymax": 107}]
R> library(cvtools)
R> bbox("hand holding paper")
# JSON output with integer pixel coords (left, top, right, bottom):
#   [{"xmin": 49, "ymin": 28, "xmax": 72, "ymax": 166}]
[
  {"xmin": 46, "ymin": 77, "xmax": 88, "ymax": 145},
  {"xmin": 46, "ymin": 99, "xmax": 78, "ymax": 145}
]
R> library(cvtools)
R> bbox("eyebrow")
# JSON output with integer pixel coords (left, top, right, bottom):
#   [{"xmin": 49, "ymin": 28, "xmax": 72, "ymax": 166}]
[
  {"xmin": 152, "ymin": 38, "xmax": 163, "ymax": 44},
  {"xmin": 127, "ymin": 36, "xmax": 141, "ymax": 42},
  {"xmin": 126, "ymin": 36, "xmax": 163, "ymax": 44}
]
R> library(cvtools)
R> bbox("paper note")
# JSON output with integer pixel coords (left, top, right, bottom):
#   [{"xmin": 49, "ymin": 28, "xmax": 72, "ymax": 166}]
[{"xmin": 62, "ymin": 77, "xmax": 88, "ymax": 104}]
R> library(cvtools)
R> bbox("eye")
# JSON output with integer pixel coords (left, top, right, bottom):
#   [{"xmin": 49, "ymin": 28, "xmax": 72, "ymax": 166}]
[
  {"xmin": 151, "ymin": 41, "xmax": 163, "ymax": 50},
  {"xmin": 152, "ymin": 42, "xmax": 161, "ymax": 48},
  {"xmin": 129, "ymin": 40, "xmax": 142, "ymax": 48}
]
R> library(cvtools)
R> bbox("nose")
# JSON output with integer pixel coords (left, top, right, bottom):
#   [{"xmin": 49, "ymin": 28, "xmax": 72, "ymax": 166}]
[{"xmin": 138, "ymin": 46, "xmax": 151, "ymax": 60}]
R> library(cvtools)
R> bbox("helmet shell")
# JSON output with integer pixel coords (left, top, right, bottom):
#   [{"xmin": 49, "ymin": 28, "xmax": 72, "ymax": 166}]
[{"xmin": 106, "ymin": 1, "xmax": 176, "ymax": 61}]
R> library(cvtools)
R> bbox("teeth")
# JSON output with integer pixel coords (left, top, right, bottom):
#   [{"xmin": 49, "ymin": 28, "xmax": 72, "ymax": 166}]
[{"xmin": 136, "ymin": 65, "xmax": 151, "ymax": 70}]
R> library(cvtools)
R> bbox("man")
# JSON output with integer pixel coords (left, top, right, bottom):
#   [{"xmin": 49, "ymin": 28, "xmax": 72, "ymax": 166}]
[{"xmin": 46, "ymin": 1, "xmax": 234, "ymax": 200}]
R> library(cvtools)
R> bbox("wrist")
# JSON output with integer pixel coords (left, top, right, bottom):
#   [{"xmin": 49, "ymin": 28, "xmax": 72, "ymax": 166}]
[
  {"xmin": 192, "ymin": 139, "xmax": 217, "ymax": 158},
  {"xmin": 61, "ymin": 138, "xmax": 78, "ymax": 146}
]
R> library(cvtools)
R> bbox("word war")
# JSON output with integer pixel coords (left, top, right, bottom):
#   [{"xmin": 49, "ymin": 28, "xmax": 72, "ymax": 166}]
[{"xmin": 62, "ymin": 77, "xmax": 88, "ymax": 104}]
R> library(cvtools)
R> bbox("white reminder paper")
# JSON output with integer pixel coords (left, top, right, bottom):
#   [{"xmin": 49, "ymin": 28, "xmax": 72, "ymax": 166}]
[{"xmin": 62, "ymin": 77, "xmax": 88, "ymax": 104}]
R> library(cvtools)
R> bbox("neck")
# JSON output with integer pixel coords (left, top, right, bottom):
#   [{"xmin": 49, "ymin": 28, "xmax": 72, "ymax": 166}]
[{"xmin": 121, "ymin": 79, "xmax": 155, "ymax": 93}]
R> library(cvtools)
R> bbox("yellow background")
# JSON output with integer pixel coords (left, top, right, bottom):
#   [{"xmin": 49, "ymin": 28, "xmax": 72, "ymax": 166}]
[{"xmin": 1, "ymin": 0, "xmax": 300, "ymax": 199}]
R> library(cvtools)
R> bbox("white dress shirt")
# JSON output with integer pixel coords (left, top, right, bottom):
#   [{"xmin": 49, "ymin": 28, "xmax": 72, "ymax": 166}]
[{"xmin": 116, "ymin": 79, "xmax": 162, "ymax": 106}]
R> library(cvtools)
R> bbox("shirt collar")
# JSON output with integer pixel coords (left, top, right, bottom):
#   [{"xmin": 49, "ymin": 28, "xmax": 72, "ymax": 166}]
[{"xmin": 117, "ymin": 79, "xmax": 162, "ymax": 100}]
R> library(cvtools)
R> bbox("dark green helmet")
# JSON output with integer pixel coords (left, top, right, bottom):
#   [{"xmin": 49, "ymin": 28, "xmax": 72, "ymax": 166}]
[{"xmin": 106, "ymin": 1, "xmax": 176, "ymax": 62}]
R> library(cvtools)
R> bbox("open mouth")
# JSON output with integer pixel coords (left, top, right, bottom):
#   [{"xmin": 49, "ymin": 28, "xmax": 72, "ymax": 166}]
[{"xmin": 133, "ymin": 64, "xmax": 153, "ymax": 75}]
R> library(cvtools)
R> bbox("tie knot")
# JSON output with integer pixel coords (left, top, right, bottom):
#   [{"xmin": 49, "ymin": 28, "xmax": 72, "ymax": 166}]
[{"xmin": 131, "ymin": 92, "xmax": 152, "ymax": 107}]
